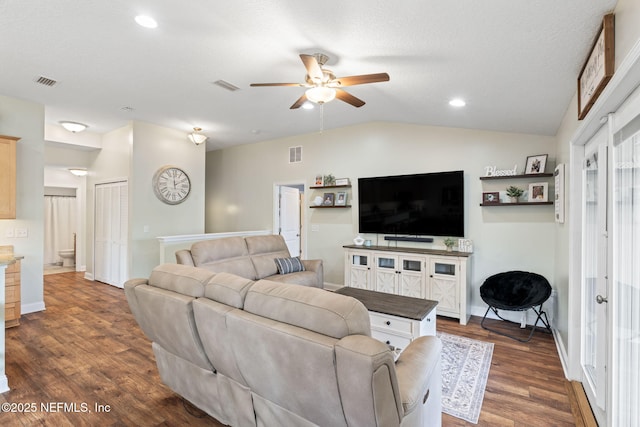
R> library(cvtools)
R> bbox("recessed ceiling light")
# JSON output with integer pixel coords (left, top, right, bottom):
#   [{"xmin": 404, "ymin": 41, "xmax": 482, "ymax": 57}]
[
  {"xmin": 135, "ymin": 15, "xmax": 158, "ymax": 29},
  {"xmin": 449, "ymin": 98, "xmax": 466, "ymax": 107}
]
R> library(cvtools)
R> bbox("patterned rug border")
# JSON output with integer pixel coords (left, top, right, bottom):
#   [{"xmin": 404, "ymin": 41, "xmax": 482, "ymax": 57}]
[{"xmin": 437, "ymin": 332, "xmax": 494, "ymax": 424}]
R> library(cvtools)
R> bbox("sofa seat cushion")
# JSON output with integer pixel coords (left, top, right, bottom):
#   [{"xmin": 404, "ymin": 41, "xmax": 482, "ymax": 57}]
[
  {"xmin": 244, "ymin": 280, "xmax": 370, "ymax": 339},
  {"xmin": 263, "ymin": 271, "xmax": 321, "ymax": 287}
]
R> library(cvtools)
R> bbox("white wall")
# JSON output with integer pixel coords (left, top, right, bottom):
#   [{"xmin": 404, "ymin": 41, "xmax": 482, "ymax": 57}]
[
  {"xmin": 206, "ymin": 121, "xmax": 557, "ymax": 313},
  {"xmin": 129, "ymin": 121, "xmax": 206, "ymax": 278},
  {"xmin": 0, "ymin": 95, "xmax": 45, "ymax": 314}
]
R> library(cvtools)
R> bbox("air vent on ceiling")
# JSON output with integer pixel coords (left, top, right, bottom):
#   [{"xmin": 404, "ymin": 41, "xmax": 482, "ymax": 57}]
[
  {"xmin": 212, "ymin": 80, "xmax": 240, "ymax": 92},
  {"xmin": 289, "ymin": 146, "xmax": 302, "ymax": 163},
  {"xmin": 34, "ymin": 76, "xmax": 58, "ymax": 87}
]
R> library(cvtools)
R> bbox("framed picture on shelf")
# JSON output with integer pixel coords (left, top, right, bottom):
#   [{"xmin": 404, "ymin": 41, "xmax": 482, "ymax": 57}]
[
  {"xmin": 482, "ymin": 192, "xmax": 500, "ymax": 204},
  {"xmin": 314, "ymin": 175, "xmax": 324, "ymax": 186},
  {"xmin": 335, "ymin": 191, "xmax": 347, "ymax": 206},
  {"xmin": 528, "ymin": 182, "xmax": 548, "ymax": 202},
  {"xmin": 322, "ymin": 193, "xmax": 335, "ymax": 206},
  {"xmin": 335, "ymin": 178, "xmax": 350, "ymax": 186},
  {"xmin": 524, "ymin": 154, "xmax": 548, "ymax": 174}
]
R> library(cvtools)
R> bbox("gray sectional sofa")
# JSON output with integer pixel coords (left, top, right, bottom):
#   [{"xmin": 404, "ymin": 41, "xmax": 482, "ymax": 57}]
[
  {"xmin": 125, "ymin": 263, "xmax": 443, "ymax": 427},
  {"xmin": 175, "ymin": 234, "xmax": 323, "ymax": 287}
]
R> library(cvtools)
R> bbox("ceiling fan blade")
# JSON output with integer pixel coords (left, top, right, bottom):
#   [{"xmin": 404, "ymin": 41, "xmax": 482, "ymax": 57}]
[
  {"xmin": 250, "ymin": 82, "xmax": 303, "ymax": 87},
  {"xmin": 290, "ymin": 93, "xmax": 308, "ymax": 109},
  {"xmin": 300, "ymin": 54, "xmax": 323, "ymax": 83},
  {"xmin": 335, "ymin": 89, "xmax": 365, "ymax": 108},
  {"xmin": 331, "ymin": 73, "xmax": 390, "ymax": 87}
]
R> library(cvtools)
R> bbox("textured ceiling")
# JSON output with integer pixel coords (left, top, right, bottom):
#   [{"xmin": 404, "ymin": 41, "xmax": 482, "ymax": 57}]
[{"xmin": 0, "ymin": 0, "xmax": 617, "ymax": 150}]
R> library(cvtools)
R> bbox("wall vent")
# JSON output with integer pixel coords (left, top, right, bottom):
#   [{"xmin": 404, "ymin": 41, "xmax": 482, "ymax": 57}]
[
  {"xmin": 34, "ymin": 76, "xmax": 58, "ymax": 87},
  {"xmin": 212, "ymin": 80, "xmax": 240, "ymax": 91},
  {"xmin": 289, "ymin": 146, "xmax": 302, "ymax": 163}
]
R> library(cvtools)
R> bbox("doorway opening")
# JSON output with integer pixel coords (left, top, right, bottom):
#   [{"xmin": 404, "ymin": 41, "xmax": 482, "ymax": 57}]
[{"xmin": 273, "ymin": 182, "xmax": 305, "ymax": 257}]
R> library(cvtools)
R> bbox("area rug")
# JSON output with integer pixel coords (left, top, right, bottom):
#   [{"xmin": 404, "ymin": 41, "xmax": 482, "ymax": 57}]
[{"xmin": 438, "ymin": 332, "xmax": 494, "ymax": 424}]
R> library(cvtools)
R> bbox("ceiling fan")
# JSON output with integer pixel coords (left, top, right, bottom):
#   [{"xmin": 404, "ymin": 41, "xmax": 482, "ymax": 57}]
[{"xmin": 250, "ymin": 53, "xmax": 390, "ymax": 109}]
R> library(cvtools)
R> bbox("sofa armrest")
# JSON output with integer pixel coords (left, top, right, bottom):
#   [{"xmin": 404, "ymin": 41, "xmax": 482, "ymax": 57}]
[
  {"xmin": 394, "ymin": 336, "xmax": 442, "ymax": 416},
  {"xmin": 301, "ymin": 259, "xmax": 323, "ymax": 287},
  {"xmin": 175, "ymin": 249, "xmax": 195, "ymax": 266}
]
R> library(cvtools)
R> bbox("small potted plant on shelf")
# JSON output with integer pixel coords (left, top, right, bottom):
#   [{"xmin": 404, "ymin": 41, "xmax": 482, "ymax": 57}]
[
  {"xmin": 443, "ymin": 237, "xmax": 456, "ymax": 252},
  {"xmin": 506, "ymin": 185, "xmax": 524, "ymax": 203}
]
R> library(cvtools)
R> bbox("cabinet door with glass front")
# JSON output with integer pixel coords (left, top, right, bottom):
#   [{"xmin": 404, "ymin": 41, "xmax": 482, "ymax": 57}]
[
  {"xmin": 429, "ymin": 257, "xmax": 459, "ymax": 316},
  {"xmin": 345, "ymin": 251, "xmax": 372, "ymax": 290},
  {"xmin": 399, "ymin": 256, "xmax": 427, "ymax": 298},
  {"xmin": 374, "ymin": 254, "xmax": 398, "ymax": 294}
]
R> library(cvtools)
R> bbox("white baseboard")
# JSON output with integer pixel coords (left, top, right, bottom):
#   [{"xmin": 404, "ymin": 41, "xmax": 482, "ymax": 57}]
[
  {"xmin": 84, "ymin": 272, "xmax": 94, "ymax": 281},
  {"xmin": 553, "ymin": 328, "xmax": 570, "ymax": 378},
  {"xmin": 21, "ymin": 301, "xmax": 46, "ymax": 314},
  {"xmin": 323, "ymin": 282, "xmax": 342, "ymax": 291}
]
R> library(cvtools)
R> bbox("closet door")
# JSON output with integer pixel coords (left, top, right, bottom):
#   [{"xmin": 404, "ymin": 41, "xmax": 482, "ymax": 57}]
[{"xmin": 94, "ymin": 181, "xmax": 128, "ymax": 288}]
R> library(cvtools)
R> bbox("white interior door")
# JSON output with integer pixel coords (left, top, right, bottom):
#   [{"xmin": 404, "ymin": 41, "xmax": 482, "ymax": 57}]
[
  {"xmin": 94, "ymin": 181, "xmax": 128, "ymax": 288},
  {"xmin": 279, "ymin": 186, "xmax": 301, "ymax": 257},
  {"xmin": 581, "ymin": 128, "xmax": 608, "ymax": 423}
]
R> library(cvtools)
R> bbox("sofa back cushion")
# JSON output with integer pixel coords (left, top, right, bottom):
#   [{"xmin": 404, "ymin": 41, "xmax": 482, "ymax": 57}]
[
  {"xmin": 204, "ymin": 272, "xmax": 254, "ymax": 309},
  {"xmin": 190, "ymin": 236, "xmax": 258, "ymax": 280},
  {"xmin": 245, "ymin": 235, "xmax": 291, "ymax": 279},
  {"xmin": 244, "ymin": 280, "xmax": 370, "ymax": 339},
  {"xmin": 148, "ymin": 263, "xmax": 212, "ymax": 297}
]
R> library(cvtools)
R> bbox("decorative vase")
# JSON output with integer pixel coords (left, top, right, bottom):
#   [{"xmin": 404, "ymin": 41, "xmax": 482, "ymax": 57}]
[
  {"xmin": 509, "ymin": 196, "xmax": 518, "ymax": 203},
  {"xmin": 446, "ymin": 246, "xmax": 453, "ymax": 252},
  {"xmin": 353, "ymin": 236, "xmax": 365, "ymax": 246},
  {"xmin": 313, "ymin": 196, "xmax": 323, "ymax": 206}
]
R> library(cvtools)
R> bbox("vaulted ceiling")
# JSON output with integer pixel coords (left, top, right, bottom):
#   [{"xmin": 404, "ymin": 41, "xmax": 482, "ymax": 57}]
[{"xmin": 0, "ymin": 0, "xmax": 617, "ymax": 150}]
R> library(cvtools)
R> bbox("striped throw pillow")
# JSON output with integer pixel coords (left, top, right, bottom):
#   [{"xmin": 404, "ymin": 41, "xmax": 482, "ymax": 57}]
[{"xmin": 274, "ymin": 256, "xmax": 306, "ymax": 275}]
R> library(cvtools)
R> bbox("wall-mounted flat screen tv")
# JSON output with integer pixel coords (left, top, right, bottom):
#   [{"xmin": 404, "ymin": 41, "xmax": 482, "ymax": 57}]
[{"xmin": 358, "ymin": 170, "xmax": 464, "ymax": 237}]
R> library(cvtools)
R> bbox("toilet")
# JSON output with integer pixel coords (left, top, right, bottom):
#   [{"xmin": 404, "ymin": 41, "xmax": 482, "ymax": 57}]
[{"xmin": 58, "ymin": 249, "xmax": 75, "ymax": 268}]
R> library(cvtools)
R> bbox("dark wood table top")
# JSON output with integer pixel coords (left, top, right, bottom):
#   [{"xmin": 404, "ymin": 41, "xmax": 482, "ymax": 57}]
[{"xmin": 335, "ymin": 287, "xmax": 438, "ymax": 321}]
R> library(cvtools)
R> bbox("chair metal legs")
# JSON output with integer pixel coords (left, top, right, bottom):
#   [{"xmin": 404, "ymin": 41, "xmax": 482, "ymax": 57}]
[{"xmin": 480, "ymin": 304, "xmax": 552, "ymax": 342}]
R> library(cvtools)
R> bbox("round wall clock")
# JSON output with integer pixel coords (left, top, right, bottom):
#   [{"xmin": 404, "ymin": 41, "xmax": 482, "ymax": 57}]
[{"xmin": 152, "ymin": 166, "xmax": 191, "ymax": 205}]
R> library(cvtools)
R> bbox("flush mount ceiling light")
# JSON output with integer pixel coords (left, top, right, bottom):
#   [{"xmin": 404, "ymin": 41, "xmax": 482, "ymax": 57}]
[
  {"xmin": 305, "ymin": 86, "xmax": 337, "ymax": 104},
  {"xmin": 135, "ymin": 15, "xmax": 158, "ymax": 28},
  {"xmin": 188, "ymin": 127, "xmax": 207, "ymax": 145},
  {"xmin": 449, "ymin": 98, "xmax": 466, "ymax": 107},
  {"xmin": 68, "ymin": 168, "xmax": 88, "ymax": 176},
  {"xmin": 59, "ymin": 121, "xmax": 88, "ymax": 133}
]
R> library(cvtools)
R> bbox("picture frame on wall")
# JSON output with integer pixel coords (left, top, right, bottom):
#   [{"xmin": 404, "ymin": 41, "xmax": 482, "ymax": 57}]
[
  {"xmin": 524, "ymin": 154, "xmax": 548, "ymax": 174},
  {"xmin": 482, "ymin": 192, "xmax": 500, "ymax": 204},
  {"xmin": 335, "ymin": 191, "xmax": 347, "ymax": 206},
  {"xmin": 528, "ymin": 182, "xmax": 548, "ymax": 202},
  {"xmin": 322, "ymin": 193, "xmax": 335, "ymax": 206},
  {"xmin": 577, "ymin": 13, "xmax": 615, "ymax": 120}
]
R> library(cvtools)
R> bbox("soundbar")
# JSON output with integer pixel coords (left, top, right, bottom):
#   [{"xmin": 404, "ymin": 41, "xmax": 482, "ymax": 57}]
[{"xmin": 384, "ymin": 236, "xmax": 434, "ymax": 243}]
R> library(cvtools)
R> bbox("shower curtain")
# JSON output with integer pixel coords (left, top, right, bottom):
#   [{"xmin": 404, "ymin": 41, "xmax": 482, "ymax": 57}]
[{"xmin": 44, "ymin": 196, "xmax": 77, "ymax": 265}]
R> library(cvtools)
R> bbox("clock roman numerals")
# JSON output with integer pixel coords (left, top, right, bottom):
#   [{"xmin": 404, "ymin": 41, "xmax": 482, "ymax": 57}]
[{"xmin": 153, "ymin": 166, "xmax": 191, "ymax": 205}]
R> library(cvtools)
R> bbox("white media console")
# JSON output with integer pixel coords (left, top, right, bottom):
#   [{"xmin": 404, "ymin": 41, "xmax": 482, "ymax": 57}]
[{"xmin": 343, "ymin": 244, "xmax": 472, "ymax": 325}]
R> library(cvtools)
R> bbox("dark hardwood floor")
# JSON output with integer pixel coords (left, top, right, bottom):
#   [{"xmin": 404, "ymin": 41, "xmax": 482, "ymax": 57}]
[{"xmin": 1, "ymin": 272, "xmax": 578, "ymax": 426}]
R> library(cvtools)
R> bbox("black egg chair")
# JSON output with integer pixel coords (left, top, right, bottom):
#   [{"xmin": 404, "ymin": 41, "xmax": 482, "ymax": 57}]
[{"xmin": 480, "ymin": 271, "xmax": 552, "ymax": 342}]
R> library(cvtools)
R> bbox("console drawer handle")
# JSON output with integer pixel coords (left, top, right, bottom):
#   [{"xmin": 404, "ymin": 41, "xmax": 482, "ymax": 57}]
[
  {"xmin": 386, "ymin": 320, "xmax": 391, "ymax": 326},
  {"xmin": 423, "ymin": 389, "xmax": 430, "ymax": 404}
]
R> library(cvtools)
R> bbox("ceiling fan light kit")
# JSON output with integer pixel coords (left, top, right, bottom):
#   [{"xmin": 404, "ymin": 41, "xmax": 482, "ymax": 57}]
[
  {"xmin": 250, "ymin": 53, "xmax": 389, "ymax": 109},
  {"xmin": 306, "ymin": 86, "xmax": 336, "ymax": 104}
]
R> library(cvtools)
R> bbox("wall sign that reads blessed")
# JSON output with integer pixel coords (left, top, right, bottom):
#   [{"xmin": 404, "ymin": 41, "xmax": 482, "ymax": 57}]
[{"xmin": 577, "ymin": 13, "xmax": 615, "ymax": 120}]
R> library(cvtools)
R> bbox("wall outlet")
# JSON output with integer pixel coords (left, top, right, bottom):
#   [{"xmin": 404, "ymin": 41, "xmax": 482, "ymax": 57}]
[
  {"xmin": 16, "ymin": 228, "xmax": 28, "ymax": 238},
  {"xmin": 5, "ymin": 228, "xmax": 15, "ymax": 238}
]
